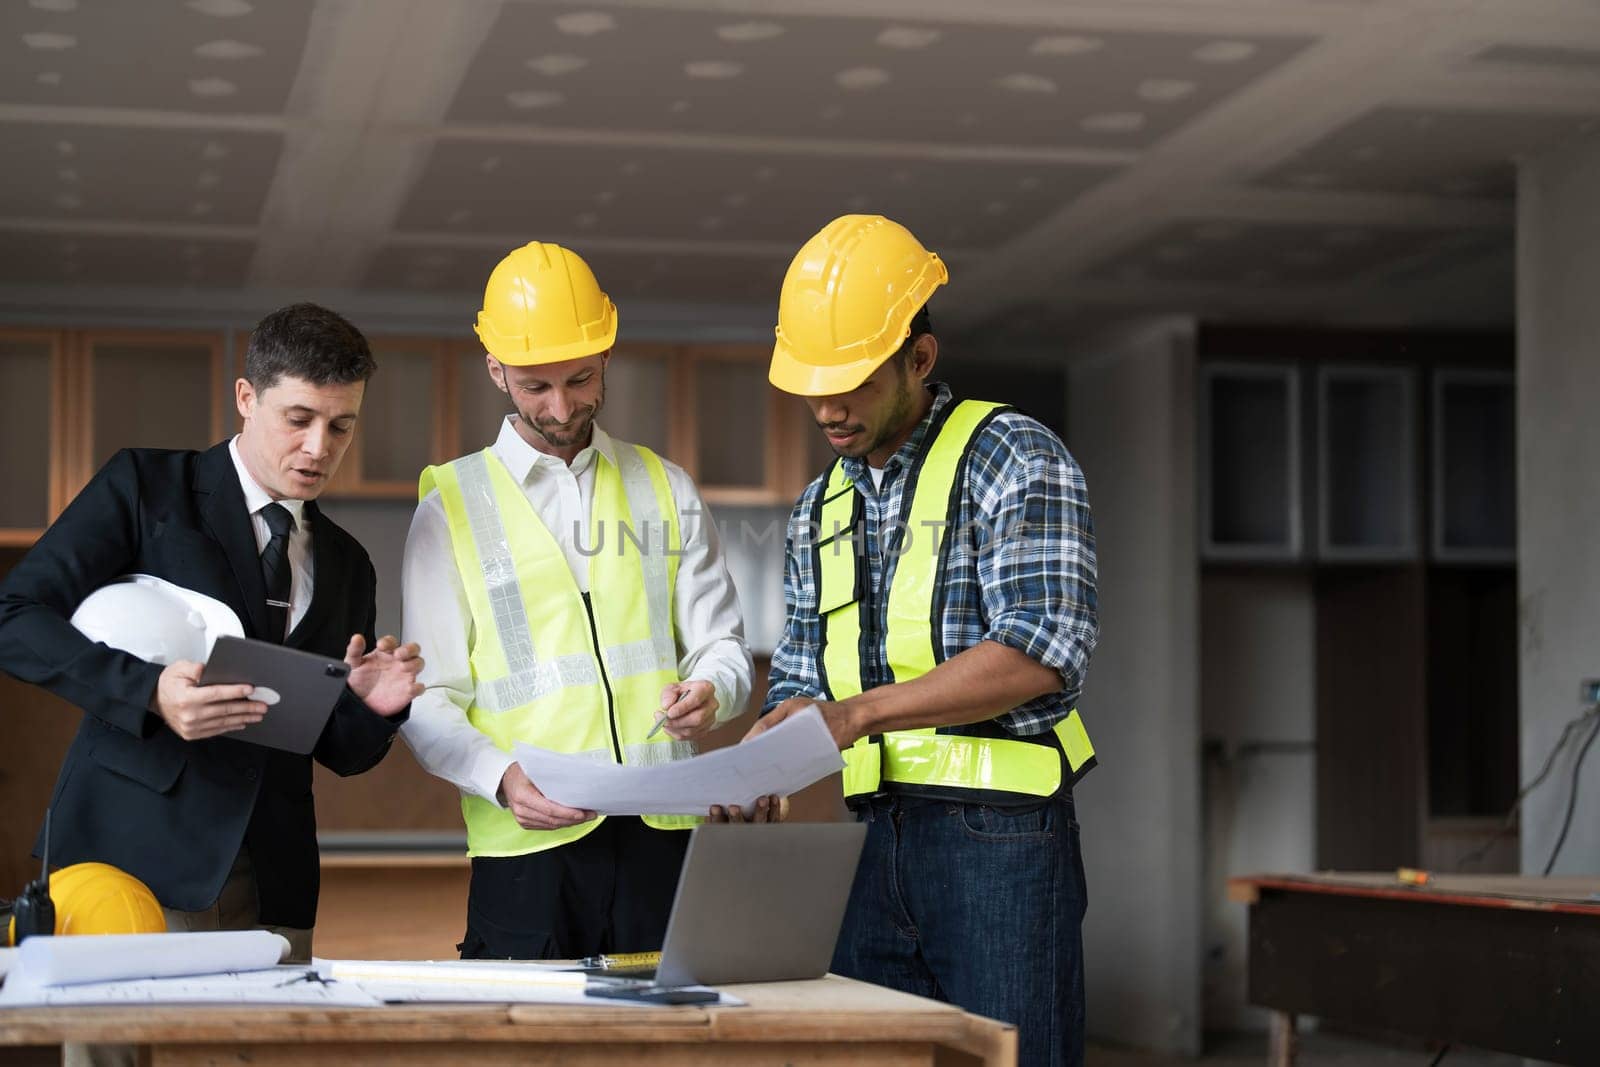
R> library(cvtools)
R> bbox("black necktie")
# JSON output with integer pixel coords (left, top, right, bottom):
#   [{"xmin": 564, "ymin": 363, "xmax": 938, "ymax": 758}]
[{"xmin": 259, "ymin": 502, "xmax": 294, "ymax": 642}]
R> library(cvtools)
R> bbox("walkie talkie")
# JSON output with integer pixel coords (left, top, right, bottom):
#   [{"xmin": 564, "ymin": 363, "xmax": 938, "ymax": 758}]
[{"xmin": 11, "ymin": 809, "xmax": 56, "ymax": 944}]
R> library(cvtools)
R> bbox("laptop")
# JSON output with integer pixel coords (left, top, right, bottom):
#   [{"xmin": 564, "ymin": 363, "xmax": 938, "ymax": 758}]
[{"xmin": 589, "ymin": 821, "xmax": 867, "ymax": 991}]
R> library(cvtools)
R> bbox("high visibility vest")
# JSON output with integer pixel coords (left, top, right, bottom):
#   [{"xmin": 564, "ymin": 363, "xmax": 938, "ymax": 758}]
[
  {"xmin": 813, "ymin": 399, "xmax": 1098, "ymax": 805},
  {"xmin": 420, "ymin": 443, "xmax": 700, "ymax": 858}
]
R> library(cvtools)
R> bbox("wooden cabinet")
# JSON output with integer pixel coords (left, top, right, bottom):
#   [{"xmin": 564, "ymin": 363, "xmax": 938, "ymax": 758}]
[
  {"xmin": 0, "ymin": 330, "xmax": 66, "ymax": 545},
  {"xmin": 1432, "ymin": 369, "xmax": 1515, "ymax": 563},
  {"xmin": 1201, "ymin": 363, "xmax": 1303, "ymax": 561},
  {"xmin": 1317, "ymin": 365, "xmax": 1418, "ymax": 561}
]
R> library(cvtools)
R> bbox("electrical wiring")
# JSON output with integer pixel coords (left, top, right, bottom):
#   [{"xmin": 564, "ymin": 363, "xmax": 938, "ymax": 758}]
[{"xmin": 1456, "ymin": 703, "xmax": 1600, "ymax": 871}]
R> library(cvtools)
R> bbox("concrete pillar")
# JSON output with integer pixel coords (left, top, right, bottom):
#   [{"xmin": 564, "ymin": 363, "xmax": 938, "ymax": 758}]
[{"xmin": 1516, "ymin": 137, "xmax": 1600, "ymax": 876}]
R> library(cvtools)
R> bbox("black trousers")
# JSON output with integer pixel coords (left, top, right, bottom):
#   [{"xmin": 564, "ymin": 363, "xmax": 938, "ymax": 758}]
[{"xmin": 460, "ymin": 816, "xmax": 690, "ymax": 960}]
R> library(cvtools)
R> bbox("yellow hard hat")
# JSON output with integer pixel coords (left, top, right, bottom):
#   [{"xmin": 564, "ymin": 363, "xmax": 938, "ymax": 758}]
[
  {"xmin": 7, "ymin": 862, "xmax": 167, "ymax": 943},
  {"xmin": 769, "ymin": 214, "xmax": 948, "ymax": 397},
  {"xmin": 475, "ymin": 242, "xmax": 617, "ymax": 366}
]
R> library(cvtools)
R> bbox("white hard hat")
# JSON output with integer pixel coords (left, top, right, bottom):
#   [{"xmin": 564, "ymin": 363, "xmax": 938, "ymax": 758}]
[{"xmin": 70, "ymin": 575, "xmax": 244, "ymax": 665}]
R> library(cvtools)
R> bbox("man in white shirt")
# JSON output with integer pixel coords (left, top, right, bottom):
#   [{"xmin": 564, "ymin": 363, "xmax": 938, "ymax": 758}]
[{"xmin": 400, "ymin": 242, "xmax": 760, "ymax": 959}]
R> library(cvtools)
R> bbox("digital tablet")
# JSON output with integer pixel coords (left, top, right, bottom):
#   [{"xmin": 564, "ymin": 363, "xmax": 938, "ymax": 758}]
[{"xmin": 198, "ymin": 636, "xmax": 351, "ymax": 754}]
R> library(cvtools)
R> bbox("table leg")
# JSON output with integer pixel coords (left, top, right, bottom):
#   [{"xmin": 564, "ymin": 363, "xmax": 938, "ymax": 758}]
[{"xmin": 1268, "ymin": 1011, "xmax": 1297, "ymax": 1067}]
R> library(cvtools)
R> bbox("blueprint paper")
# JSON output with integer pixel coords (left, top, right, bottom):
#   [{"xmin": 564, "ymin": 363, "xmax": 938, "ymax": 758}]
[
  {"xmin": 0, "ymin": 931, "xmax": 288, "ymax": 995},
  {"xmin": 0, "ymin": 965, "xmax": 379, "ymax": 1007},
  {"xmin": 514, "ymin": 704, "xmax": 843, "ymax": 816}
]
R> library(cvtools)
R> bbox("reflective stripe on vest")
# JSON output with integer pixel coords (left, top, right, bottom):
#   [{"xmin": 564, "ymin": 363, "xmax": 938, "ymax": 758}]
[
  {"xmin": 420, "ymin": 443, "xmax": 698, "ymax": 858},
  {"xmin": 815, "ymin": 399, "xmax": 1098, "ymax": 803}
]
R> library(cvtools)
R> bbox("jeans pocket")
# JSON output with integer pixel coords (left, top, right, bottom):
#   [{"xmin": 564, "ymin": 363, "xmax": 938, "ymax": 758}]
[{"xmin": 955, "ymin": 800, "xmax": 1055, "ymax": 841}]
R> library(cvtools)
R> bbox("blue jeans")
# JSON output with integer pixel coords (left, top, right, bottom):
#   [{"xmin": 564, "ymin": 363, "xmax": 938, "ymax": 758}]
[{"xmin": 831, "ymin": 793, "xmax": 1087, "ymax": 1067}]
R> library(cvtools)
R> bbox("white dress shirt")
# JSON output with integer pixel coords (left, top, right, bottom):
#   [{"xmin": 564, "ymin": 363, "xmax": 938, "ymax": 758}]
[
  {"xmin": 400, "ymin": 417, "xmax": 754, "ymax": 805},
  {"xmin": 229, "ymin": 436, "xmax": 312, "ymax": 636}
]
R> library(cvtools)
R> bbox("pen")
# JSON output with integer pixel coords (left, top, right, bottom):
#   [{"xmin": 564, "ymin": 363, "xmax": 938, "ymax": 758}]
[{"xmin": 645, "ymin": 689, "xmax": 689, "ymax": 740}]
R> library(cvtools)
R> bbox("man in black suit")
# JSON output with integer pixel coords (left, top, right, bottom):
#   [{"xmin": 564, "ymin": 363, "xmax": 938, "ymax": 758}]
[{"xmin": 0, "ymin": 302, "xmax": 423, "ymax": 958}]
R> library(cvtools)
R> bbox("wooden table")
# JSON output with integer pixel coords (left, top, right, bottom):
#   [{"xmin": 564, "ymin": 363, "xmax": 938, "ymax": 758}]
[
  {"xmin": 0, "ymin": 974, "xmax": 1015, "ymax": 1066},
  {"xmin": 1229, "ymin": 872, "xmax": 1600, "ymax": 1066}
]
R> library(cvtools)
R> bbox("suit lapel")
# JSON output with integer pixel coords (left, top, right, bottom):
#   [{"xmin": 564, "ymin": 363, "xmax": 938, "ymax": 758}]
[{"xmin": 194, "ymin": 443, "xmax": 272, "ymax": 640}]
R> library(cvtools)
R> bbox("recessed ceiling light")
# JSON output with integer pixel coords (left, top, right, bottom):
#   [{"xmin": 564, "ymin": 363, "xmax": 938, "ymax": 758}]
[
  {"xmin": 554, "ymin": 11, "xmax": 616, "ymax": 36},
  {"xmin": 669, "ymin": 99, "xmax": 691, "ymax": 113},
  {"xmin": 30, "ymin": 0, "xmax": 80, "ymax": 11},
  {"xmin": 996, "ymin": 73, "xmax": 1057, "ymax": 94},
  {"xmin": 717, "ymin": 21, "xmax": 785, "ymax": 43},
  {"xmin": 1082, "ymin": 111, "xmax": 1146, "ymax": 132},
  {"xmin": 1031, "ymin": 35, "xmax": 1103, "ymax": 57},
  {"xmin": 186, "ymin": 0, "xmax": 254, "ymax": 17},
  {"xmin": 197, "ymin": 170, "xmax": 221, "ymax": 189},
  {"xmin": 57, "ymin": 167, "xmax": 78, "ymax": 182},
  {"xmin": 835, "ymin": 67, "xmax": 890, "ymax": 90},
  {"xmin": 194, "ymin": 39, "xmax": 262, "ymax": 60},
  {"xmin": 1137, "ymin": 79, "xmax": 1196, "ymax": 102},
  {"xmin": 877, "ymin": 26, "xmax": 940, "ymax": 50},
  {"xmin": 55, "ymin": 139, "xmax": 75, "ymax": 155},
  {"xmin": 525, "ymin": 54, "xmax": 588, "ymax": 76},
  {"xmin": 1193, "ymin": 41, "xmax": 1257, "ymax": 64},
  {"xmin": 506, "ymin": 89, "xmax": 564, "ymax": 109},
  {"xmin": 36, "ymin": 71, "xmax": 63, "ymax": 86},
  {"xmin": 479, "ymin": 155, "xmax": 501, "ymax": 173},
  {"xmin": 685, "ymin": 60, "xmax": 743, "ymax": 79},
  {"xmin": 189, "ymin": 77, "xmax": 238, "ymax": 97},
  {"xmin": 22, "ymin": 31, "xmax": 77, "ymax": 49},
  {"xmin": 201, "ymin": 140, "xmax": 229, "ymax": 160}
]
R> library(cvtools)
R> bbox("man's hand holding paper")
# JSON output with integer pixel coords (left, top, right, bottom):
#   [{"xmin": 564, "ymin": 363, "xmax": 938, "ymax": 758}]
[{"xmin": 512, "ymin": 704, "xmax": 841, "ymax": 818}]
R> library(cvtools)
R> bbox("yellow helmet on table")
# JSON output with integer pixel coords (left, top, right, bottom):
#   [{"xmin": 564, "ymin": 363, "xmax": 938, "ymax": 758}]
[
  {"xmin": 6, "ymin": 862, "xmax": 166, "ymax": 943},
  {"xmin": 769, "ymin": 214, "xmax": 947, "ymax": 397},
  {"xmin": 475, "ymin": 242, "xmax": 617, "ymax": 366}
]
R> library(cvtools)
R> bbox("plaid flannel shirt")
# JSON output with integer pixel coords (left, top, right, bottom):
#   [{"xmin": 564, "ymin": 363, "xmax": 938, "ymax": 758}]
[{"xmin": 764, "ymin": 383, "xmax": 1098, "ymax": 735}]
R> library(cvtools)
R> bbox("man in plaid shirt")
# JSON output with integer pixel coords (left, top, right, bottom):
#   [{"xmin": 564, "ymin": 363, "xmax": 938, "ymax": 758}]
[{"xmin": 751, "ymin": 215, "xmax": 1099, "ymax": 1067}]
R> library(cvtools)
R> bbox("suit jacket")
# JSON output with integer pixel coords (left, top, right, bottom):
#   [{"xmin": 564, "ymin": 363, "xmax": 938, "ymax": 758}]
[{"xmin": 0, "ymin": 442, "xmax": 404, "ymax": 928}]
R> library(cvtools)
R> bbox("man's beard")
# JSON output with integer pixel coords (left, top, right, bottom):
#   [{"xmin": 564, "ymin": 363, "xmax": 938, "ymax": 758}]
[{"xmin": 522, "ymin": 373, "xmax": 605, "ymax": 448}]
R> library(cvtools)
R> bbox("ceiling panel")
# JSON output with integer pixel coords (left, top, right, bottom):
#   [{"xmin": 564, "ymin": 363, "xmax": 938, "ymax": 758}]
[
  {"xmin": 394, "ymin": 139, "xmax": 1115, "ymax": 251},
  {"xmin": 0, "ymin": 230, "xmax": 253, "ymax": 287},
  {"xmin": 447, "ymin": 5, "xmax": 1312, "ymax": 151},
  {"xmin": 0, "ymin": 122, "xmax": 280, "ymax": 225},
  {"xmin": 1255, "ymin": 107, "xmax": 1600, "ymax": 199},
  {"xmin": 1084, "ymin": 219, "xmax": 1498, "ymax": 287},
  {"xmin": 0, "ymin": 0, "xmax": 315, "ymax": 113},
  {"xmin": 367, "ymin": 241, "xmax": 798, "ymax": 306}
]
